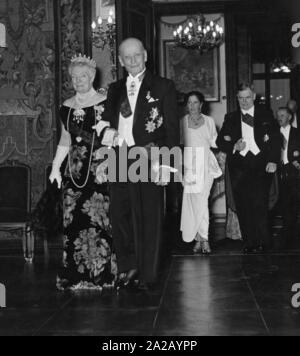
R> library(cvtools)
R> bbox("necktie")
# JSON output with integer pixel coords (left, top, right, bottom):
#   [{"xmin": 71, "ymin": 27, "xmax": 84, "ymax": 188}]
[
  {"xmin": 281, "ymin": 132, "xmax": 288, "ymax": 150},
  {"xmin": 122, "ymin": 72, "xmax": 145, "ymax": 117},
  {"xmin": 241, "ymin": 113, "xmax": 254, "ymax": 127},
  {"xmin": 280, "ymin": 132, "xmax": 288, "ymax": 165}
]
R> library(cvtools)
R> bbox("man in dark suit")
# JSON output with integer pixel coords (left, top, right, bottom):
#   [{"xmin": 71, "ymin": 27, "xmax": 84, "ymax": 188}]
[
  {"xmin": 287, "ymin": 100, "xmax": 300, "ymax": 130},
  {"xmin": 216, "ymin": 83, "xmax": 281, "ymax": 253},
  {"xmin": 277, "ymin": 107, "xmax": 300, "ymax": 247},
  {"xmin": 97, "ymin": 38, "xmax": 179, "ymax": 289}
]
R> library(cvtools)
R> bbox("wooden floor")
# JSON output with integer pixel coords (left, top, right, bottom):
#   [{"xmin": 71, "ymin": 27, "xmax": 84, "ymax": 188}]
[{"xmin": 1, "ymin": 233, "xmax": 300, "ymax": 336}]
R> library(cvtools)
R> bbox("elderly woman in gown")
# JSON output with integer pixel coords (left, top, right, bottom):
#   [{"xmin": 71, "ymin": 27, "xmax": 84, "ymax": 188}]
[
  {"xmin": 180, "ymin": 91, "xmax": 222, "ymax": 254},
  {"xmin": 49, "ymin": 54, "xmax": 117, "ymax": 290}
]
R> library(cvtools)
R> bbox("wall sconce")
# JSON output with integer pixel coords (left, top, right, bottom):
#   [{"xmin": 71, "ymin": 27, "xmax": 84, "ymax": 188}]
[{"xmin": 91, "ymin": 8, "xmax": 116, "ymax": 80}]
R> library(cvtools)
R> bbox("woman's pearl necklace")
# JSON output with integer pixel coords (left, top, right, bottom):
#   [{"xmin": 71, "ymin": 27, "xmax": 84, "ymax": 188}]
[
  {"xmin": 190, "ymin": 113, "xmax": 203, "ymax": 125},
  {"xmin": 72, "ymin": 88, "xmax": 98, "ymax": 140}
]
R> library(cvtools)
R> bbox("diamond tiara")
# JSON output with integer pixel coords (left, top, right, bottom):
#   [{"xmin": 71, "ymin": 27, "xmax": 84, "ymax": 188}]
[{"xmin": 71, "ymin": 53, "xmax": 96, "ymax": 68}]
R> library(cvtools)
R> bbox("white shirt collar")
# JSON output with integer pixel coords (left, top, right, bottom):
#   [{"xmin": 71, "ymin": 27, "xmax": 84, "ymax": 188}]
[
  {"xmin": 127, "ymin": 68, "xmax": 146, "ymax": 83},
  {"xmin": 241, "ymin": 106, "xmax": 254, "ymax": 117},
  {"xmin": 280, "ymin": 124, "xmax": 291, "ymax": 134}
]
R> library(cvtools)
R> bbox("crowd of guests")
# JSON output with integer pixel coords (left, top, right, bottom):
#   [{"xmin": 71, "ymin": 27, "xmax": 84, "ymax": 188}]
[{"xmin": 33, "ymin": 36, "xmax": 299, "ymax": 292}]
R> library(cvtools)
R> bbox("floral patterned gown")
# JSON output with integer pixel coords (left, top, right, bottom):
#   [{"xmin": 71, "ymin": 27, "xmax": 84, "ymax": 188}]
[{"xmin": 56, "ymin": 102, "xmax": 117, "ymax": 290}]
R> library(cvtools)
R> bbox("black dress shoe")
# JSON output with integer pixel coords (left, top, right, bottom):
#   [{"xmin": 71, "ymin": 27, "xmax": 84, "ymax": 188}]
[
  {"xmin": 257, "ymin": 245, "xmax": 267, "ymax": 253},
  {"xmin": 116, "ymin": 277, "xmax": 138, "ymax": 291},
  {"xmin": 116, "ymin": 270, "xmax": 138, "ymax": 291},
  {"xmin": 115, "ymin": 275, "xmax": 128, "ymax": 290},
  {"xmin": 136, "ymin": 282, "xmax": 157, "ymax": 292},
  {"xmin": 136, "ymin": 282, "xmax": 149, "ymax": 291},
  {"xmin": 243, "ymin": 247, "xmax": 253, "ymax": 254},
  {"xmin": 126, "ymin": 269, "xmax": 138, "ymax": 281}
]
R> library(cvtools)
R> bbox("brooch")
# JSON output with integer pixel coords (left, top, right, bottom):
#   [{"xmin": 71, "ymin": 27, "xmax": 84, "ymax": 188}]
[
  {"xmin": 94, "ymin": 104, "xmax": 105, "ymax": 121},
  {"xmin": 73, "ymin": 108, "xmax": 86, "ymax": 124}
]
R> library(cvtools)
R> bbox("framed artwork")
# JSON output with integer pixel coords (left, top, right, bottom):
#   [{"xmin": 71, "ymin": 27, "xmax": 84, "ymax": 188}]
[{"xmin": 163, "ymin": 40, "xmax": 220, "ymax": 102}]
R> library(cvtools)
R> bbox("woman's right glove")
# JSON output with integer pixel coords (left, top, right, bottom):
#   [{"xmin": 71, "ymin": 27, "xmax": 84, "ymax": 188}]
[
  {"xmin": 183, "ymin": 169, "xmax": 197, "ymax": 186},
  {"xmin": 49, "ymin": 145, "xmax": 69, "ymax": 188}
]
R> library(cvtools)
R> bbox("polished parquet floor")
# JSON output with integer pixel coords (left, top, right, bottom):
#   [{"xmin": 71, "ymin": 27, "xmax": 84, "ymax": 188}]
[{"xmin": 1, "ymin": 215, "xmax": 300, "ymax": 336}]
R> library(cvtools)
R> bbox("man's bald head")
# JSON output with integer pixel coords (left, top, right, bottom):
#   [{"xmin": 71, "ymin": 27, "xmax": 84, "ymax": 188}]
[
  {"xmin": 118, "ymin": 37, "xmax": 147, "ymax": 77},
  {"xmin": 119, "ymin": 38, "xmax": 145, "ymax": 55},
  {"xmin": 287, "ymin": 99, "xmax": 298, "ymax": 114}
]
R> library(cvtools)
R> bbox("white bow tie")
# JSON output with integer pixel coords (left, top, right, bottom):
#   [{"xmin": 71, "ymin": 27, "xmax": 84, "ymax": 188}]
[
  {"xmin": 280, "ymin": 126, "xmax": 289, "ymax": 134},
  {"xmin": 127, "ymin": 76, "xmax": 141, "ymax": 96},
  {"xmin": 127, "ymin": 71, "xmax": 145, "ymax": 85},
  {"xmin": 127, "ymin": 71, "xmax": 145, "ymax": 96}
]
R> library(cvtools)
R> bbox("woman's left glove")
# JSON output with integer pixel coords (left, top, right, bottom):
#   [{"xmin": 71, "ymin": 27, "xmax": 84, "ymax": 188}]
[
  {"xmin": 49, "ymin": 145, "xmax": 70, "ymax": 188},
  {"xmin": 92, "ymin": 120, "xmax": 110, "ymax": 136}
]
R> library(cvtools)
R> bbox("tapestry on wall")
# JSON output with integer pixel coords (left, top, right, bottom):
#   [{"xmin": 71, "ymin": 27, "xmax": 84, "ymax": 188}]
[
  {"xmin": 59, "ymin": 0, "xmax": 86, "ymax": 102},
  {"xmin": 0, "ymin": 0, "xmax": 55, "ymax": 207}
]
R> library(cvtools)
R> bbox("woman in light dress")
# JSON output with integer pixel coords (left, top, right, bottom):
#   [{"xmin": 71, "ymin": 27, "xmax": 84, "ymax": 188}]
[{"xmin": 180, "ymin": 91, "xmax": 222, "ymax": 254}]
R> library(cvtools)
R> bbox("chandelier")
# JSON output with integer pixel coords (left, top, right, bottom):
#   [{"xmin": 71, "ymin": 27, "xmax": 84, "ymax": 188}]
[
  {"xmin": 270, "ymin": 59, "xmax": 294, "ymax": 73},
  {"xmin": 173, "ymin": 14, "xmax": 224, "ymax": 53},
  {"xmin": 91, "ymin": 9, "xmax": 117, "ymax": 80}
]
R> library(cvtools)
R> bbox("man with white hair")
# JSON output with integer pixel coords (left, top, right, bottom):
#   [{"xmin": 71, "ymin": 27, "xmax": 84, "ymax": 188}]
[{"xmin": 98, "ymin": 38, "xmax": 179, "ymax": 290}]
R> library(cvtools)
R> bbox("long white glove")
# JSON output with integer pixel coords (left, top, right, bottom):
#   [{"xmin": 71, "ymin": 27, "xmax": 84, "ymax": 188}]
[
  {"xmin": 49, "ymin": 145, "xmax": 69, "ymax": 188},
  {"xmin": 152, "ymin": 161, "xmax": 178, "ymax": 186},
  {"xmin": 92, "ymin": 120, "xmax": 110, "ymax": 136}
]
